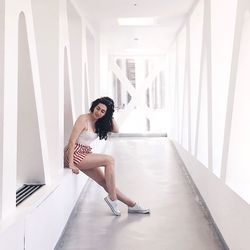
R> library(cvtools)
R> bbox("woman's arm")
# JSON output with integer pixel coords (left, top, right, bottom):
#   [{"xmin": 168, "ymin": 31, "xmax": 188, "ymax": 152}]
[
  {"xmin": 111, "ymin": 117, "xmax": 119, "ymax": 133},
  {"xmin": 67, "ymin": 115, "xmax": 86, "ymax": 174}
]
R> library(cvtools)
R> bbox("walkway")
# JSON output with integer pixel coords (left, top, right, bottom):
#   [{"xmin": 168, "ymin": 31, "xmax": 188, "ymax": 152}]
[{"xmin": 56, "ymin": 137, "xmax": 225, "ymax": 250}]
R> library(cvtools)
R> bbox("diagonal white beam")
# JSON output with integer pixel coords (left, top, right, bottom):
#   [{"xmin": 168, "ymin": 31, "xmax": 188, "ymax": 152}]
[
  {"xmin": 111, "ymin": 61, "xmax": 136, "ymax": 96},
  {"xmin": 116, "ymin": 59, "xmax": 166, "ymax": 126}
]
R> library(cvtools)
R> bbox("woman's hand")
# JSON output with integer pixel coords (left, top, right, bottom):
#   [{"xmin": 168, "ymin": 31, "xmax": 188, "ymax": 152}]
[
  {"xmin": 111, "ymin": 117, "xmax": 119, "ymax": 133},
  {"xmin": 70, "ymin": 165, "xmax": 80, "ymax": 175}
]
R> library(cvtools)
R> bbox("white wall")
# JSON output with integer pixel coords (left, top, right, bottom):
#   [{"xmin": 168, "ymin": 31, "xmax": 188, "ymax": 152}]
[
  {"xmin": 67, "ymin": 0, "xmax": 83, "ymax": 116},
  {"xmin": 0, "ymin": 171, "xmax": 89, "ymax": 250},
  {"xmin": 175, "ymin": 142, "xmax": 250, "ymax": 250},
  {"xmin": 31, "ymin": 0, "xmax": 60, "ymax": 178},
  {"xmin": 86, "ymin": 27, "xmax": 96, "ymax": 100},
  {"xmin": 17, "ymin": 12, "xmax": 45, "ymax": 186},
  {"xmin": 167, "ymin": 0, "xmax": 250, "ymax": 249},
  {"xmin": 0, "ymin": 0, "xmax": 101, "ymax": 248},
  {"xmin": 0, "ymin": 0, "xmax": 5, "ymax": 218}
]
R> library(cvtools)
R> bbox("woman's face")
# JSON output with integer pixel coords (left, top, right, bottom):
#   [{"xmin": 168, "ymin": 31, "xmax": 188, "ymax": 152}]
[{"xmin": 92, "ymin": 103, "xmax": 107, "ymax": 119}]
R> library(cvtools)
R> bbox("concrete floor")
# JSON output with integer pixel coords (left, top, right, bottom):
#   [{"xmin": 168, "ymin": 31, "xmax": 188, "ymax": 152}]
[{"xmin": 55, "ymin": 137, "xmax": 225, "ymax": 250}]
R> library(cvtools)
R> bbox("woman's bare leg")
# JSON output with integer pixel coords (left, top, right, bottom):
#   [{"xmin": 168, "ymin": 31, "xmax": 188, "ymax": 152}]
[
  {"xmin": 77, "ymin": 153, "xmax": 118, "ymax": 201},
  {"xmin": 82, "ymin": 167, "xmax": 136, "ymax": 207}
]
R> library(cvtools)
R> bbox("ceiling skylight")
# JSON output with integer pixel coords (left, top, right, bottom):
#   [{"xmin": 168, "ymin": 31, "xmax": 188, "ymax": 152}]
[{"xmin": 118, "ymin": 17, "xmax": 157, "ymax": 26}]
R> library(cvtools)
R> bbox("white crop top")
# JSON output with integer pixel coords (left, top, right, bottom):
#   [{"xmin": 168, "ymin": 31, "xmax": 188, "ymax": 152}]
[{"xmin": 77, "ymin": 130, "xmax": 98, "ymax": 146}]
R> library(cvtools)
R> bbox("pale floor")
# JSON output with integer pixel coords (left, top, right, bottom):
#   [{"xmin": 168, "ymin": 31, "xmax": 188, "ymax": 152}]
[{"xmin": 55, "ymin": 137, "xmax": 225, "ymax": 250}]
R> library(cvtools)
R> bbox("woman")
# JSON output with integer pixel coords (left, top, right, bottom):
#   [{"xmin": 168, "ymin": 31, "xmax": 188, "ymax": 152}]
[{"xmin": 64, "ymin": 97, "xmax": 150, "ymax": 216}]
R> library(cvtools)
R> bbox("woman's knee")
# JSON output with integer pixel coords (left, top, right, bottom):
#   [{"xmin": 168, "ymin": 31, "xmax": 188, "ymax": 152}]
[{"xmin": 104, "ymin": 155, "xmax": 115, "ymax": 166}]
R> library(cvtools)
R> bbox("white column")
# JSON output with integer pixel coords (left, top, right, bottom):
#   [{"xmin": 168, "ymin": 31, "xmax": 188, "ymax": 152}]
[
  {"xmin": 0, "ymin": 0, "xmax": 5, "ymax": 218},
  {"xmin": 2, "ymin": 1, "xmax": 19, "ymax": 218},
  {"xmin": 121, "ymin": 58, "xmax": 127, "ymax": 107}
]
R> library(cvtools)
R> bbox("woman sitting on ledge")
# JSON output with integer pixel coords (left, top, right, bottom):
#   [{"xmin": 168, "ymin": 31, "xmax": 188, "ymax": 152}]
[{"xmin": 64, "ymin": 97, "xmax": 150, "ymax": 216}]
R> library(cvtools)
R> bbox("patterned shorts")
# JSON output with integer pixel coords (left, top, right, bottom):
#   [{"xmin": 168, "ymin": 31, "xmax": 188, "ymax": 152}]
[{"xmin": 64, "ymin": 143, "xmax": 92, "ymax": 167}]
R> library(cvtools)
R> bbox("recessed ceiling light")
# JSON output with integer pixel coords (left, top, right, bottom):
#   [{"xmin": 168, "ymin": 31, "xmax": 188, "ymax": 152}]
[{"xmin": 118, "ymin": 17, "xmax": 157, "ymax": 26}]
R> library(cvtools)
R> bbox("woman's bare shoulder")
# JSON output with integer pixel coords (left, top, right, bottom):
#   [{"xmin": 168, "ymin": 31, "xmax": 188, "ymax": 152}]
[
  {"xmin": 77, "ymin": 114, "xmax": 88, "ymax": 121},
  {"xmin": 74, "ymin": 114, "xmax": 88, "ymax": 128}
]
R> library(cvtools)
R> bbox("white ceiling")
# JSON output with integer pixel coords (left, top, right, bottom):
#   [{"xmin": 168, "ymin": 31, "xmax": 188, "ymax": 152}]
[{"xmin": 76, "ymin": 0, "xmax": 196, "ymax": 55}]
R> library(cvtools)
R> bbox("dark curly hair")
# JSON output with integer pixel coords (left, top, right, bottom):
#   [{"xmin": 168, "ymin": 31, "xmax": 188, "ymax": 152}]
[{"xmin": 90, "ymin": 97, "xmax": 115, "ymax": 140}]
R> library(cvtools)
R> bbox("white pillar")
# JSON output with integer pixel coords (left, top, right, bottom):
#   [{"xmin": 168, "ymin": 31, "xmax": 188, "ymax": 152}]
[{"xmin": 0, "ymin": 0, "xmax": 5, "ymax": 218}]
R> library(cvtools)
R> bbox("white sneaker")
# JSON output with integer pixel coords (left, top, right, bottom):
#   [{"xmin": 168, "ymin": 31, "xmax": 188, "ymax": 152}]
[
  {"xmin": 104, "ymin": 196, "xmax": 121, "ymax": 216},
  {"xmin": 128, "ymin": 203, "xmax": 150, "ymax": 214}
]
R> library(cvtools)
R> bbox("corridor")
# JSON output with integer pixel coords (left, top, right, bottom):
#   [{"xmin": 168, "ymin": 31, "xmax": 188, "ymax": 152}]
[
  {"xmin": 56, "ymin": 137, "xmax": 224, "ymax": 250},
  {"xmin": 1, "ymin": 0, "xmax": 250, "ymax": 249}
]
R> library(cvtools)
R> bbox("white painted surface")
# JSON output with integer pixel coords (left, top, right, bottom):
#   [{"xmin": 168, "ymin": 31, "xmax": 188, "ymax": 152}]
[
  {"xmin": 0, "ymin": 133, "xmax": 107, "ymax": 250},
  {"xmin": 0, "ymin": 0, "xmax": 100, "ymax": 247},
  {"xmin": 17, "ymin": 13, "xmax": 45, "ymax": 186},
  {"xmin": 31, "ymin": 0, "xmax": 61, "ymax": 178},
  {"xmin": 24, "ymin": 172, "xmax": 88, "ymax": 250},
  {"xmin": 210, "ymin": 0, "xmax": 237, "ymax": 177},
  {"xmin": 226, "ymin": 9, "xmax": 250, "ymax": 203},
  {"xmin": 77, "ymin": 0, "xmax": 196, "ymax": 54},
  {"xmin": 0, "ymin": 217, "xmax": 24, "ymax": 250},
  {"xmin": 0, "ymin": 171, "xmax": 87, "ymax": 250},
  {"xmin": 174, "ymin": 142, "xmax": 250, "ymax": 250},
  {"xmin": 0, "ymin": 0, "xmax": 4, "ymax": 219},
  {"xmin": 167, "ymin": 0, "xmax": 250, "ymax": 249}
]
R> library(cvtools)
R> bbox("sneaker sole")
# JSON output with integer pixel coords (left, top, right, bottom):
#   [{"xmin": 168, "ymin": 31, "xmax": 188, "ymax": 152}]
[
  {"xmin": 128, "ymin": 209, "xmax": 150, "ymax": 214},
  {"xmin": 104, "ymin": 197, "xmax": 121, "ymax": 216}
]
